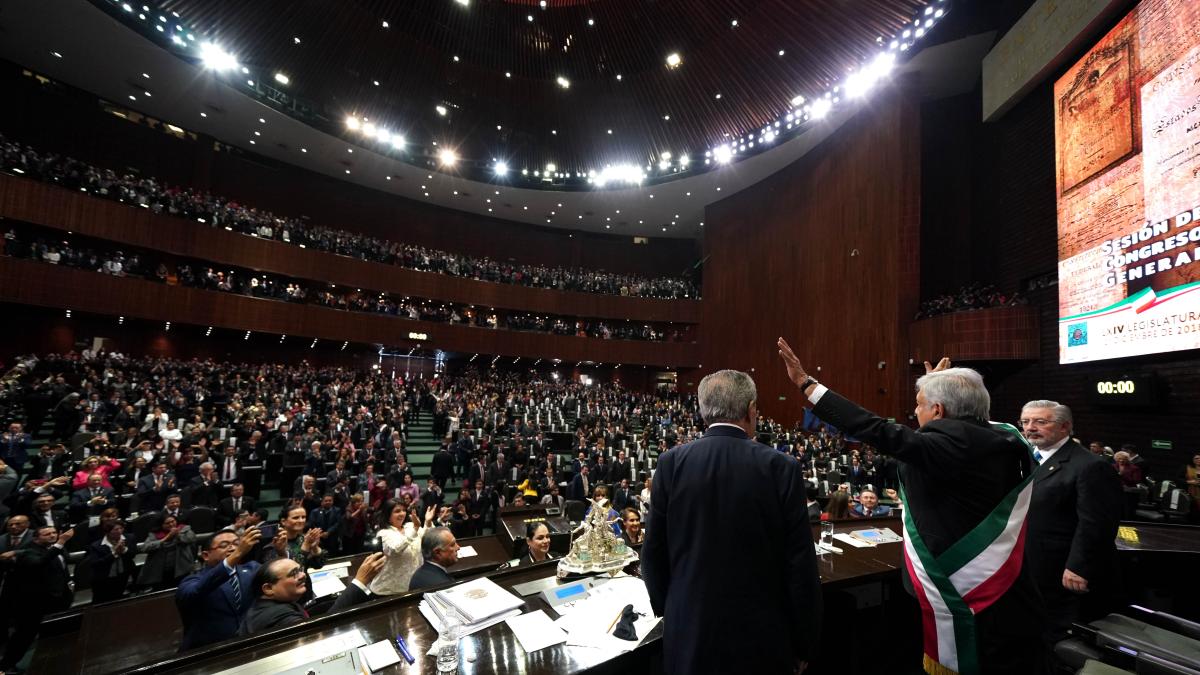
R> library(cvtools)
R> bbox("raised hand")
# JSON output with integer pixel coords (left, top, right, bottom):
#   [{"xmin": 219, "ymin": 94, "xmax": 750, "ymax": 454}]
[
  {"xmin": 272, "ymin": 530, "xmax": 288, "ymax": 554},
  {"xmin": 354, "ymin": 552, "xmax": 387, "ymax": 586},
  {"xmin": 923, "ymin": 357, "xmax": 951, "ymax": 374},
  {"xmin": 776, "ymin": 337, "xmax": 810, "ymax": 388},
  {"xmin": 424, "ymin": 505, "xmax": 436, "ymax": 527}
]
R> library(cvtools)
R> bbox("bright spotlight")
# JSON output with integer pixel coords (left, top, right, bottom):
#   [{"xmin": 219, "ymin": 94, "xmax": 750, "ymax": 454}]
[
  {"xmin": 713, "ymin": 144, "xmax": 733, "ymax": 164},
  {"xmin": 545, "ymin": 162, "xmax": 557, "ymax": 174},
  {"xmin": 391, "ymin": 136, "xmax": 405, "ymax": 150},
  {"xmin": 811, "ymin": 98, "xmax": 833, "ymax": 119},
  {"xmin": 199, "ymin": 42, "xmax": 238, "ymax": 71},
  {"xmin": 375, "ymin": 128, "xmax": 391, "ymax": 143},
  {"xmin": 494, "ymin": 161, "xmax": 509, "ymax": 176},
  {"xmin": 593, "ymin": 164, "xmax": 645, "ymax": 187},
  {"xmin": 665, "ymin": 53, "xmax": 682, "ymax": 68},
  {"xmin": 791, "ymin": 94, "xmax": 805, "ymax": 107},
  {"xmin": 273, "ymin": 72, "xmax": 290, "ymax": 85},
  {"xmin": 439, "ymin": 148, "xmax": 458, "ymax": 166},
  {"xmin": 556, "ymin": 76, "xmax": 570, "ymax": 89},
  {"xmin": 345, "ymin": 116, "xmax": 360, "ymax": 130},
  {"xmin": 436, "ymin": 105, "xmax": 448, "ymax": 117}
]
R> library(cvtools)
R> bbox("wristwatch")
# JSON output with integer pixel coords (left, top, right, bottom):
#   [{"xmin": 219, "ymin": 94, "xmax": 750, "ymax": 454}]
[{"xmin": 799, "ymin": 376, "xmax": 820, "ymax": 395}]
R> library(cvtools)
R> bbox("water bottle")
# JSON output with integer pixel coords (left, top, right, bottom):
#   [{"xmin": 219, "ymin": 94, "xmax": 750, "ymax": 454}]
[{"xmin": 436, "ymin": 615, "xmax": 461, "ymax": 673}]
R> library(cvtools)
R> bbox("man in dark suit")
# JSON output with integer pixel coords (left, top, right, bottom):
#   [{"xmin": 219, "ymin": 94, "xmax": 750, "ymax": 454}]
[
  {"xmin": 189, "ymin": 462, "xmax": 223, "ymax": 508},
  {"xmin": 306, "ymin": 495, "xmax": 343, "ymax": 556},
  {"xmin": 137, "ymin": 462, "xmax": 178, "ymax": 512},
  {"xmin": 643, "ymin": 369, "xmax": 820, "ymax": 675},
  {"xmin": 779, "ymin": 340, "xmax": 1045, "ymax": 674},
  {"xmin": 431, "ymin": 446, "xmax": 455, "ymax": 487},
  {"xmin": 217, "ymin": 445, "xmax": 244, "ymax": 484},
  {"xmin": 29, "ymin": 492, "xmax": 68, "ymax": 532},
  {"xmin": 568, "ymin": 465, "xmax": 592, "ymax": 501},
  {"xmin": 0, "ymin": 526, "xmax": 74, "ymax": 671},
  {"xmin": 325, "ymin": 461, "xmax": 352, "ymax": 493},
  {"xmin": 612, "ymin": 478, "xmax": 637, "ymax": 512},
  {"xmin": 1020, "ymin": 400, "xmax": 1122, "ymax": 644},
  {"xmin": 238, "ymin": 552, "xmax": 385, "ymax": 635},
  {"xmin": 610, "ymin": 451, "xmax": 632, "ymax": 484},
  {"xmin": 175, "ymin": 528, "xmax": 263, "ymax": 650},
  {"xmin": 0, "ymin": 423, "xmax": 31, "ymax": 481},
  {"xmin": 71, "ymin": 474, "xmax": 116, "ymax": 517},
  {"xmin": 408, "ymin": 527, "xmax": 459, "ymax": 591},
  {"xmin": 0, "ymin": 515, "xmax": 32, "ymax": 554},
  {"xmin": 216, "ymin": 483, "xmax": 256, "ymax": 528},
  {"xmin": 27, "ymin": 443, "xmax": 70, "ymax": 482}
]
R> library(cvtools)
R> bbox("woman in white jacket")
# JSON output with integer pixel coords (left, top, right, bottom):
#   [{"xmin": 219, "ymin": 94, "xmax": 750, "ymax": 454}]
[{"xmin": 369, "ymin": 500, "xmax": 436, "ymax": 595}]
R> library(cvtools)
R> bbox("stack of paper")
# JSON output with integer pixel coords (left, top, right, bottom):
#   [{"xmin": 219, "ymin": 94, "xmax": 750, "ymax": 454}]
[
  {"xmin": 358, "ymin": 640, "xmax": 402, "ymax": 672},
  {"xmin": 552, "ymin": 577, "xmax": 661, "ymax": 654},
  {"xmin": 433, "ymin": 576, "xmax": 526, "ymax": 624}
]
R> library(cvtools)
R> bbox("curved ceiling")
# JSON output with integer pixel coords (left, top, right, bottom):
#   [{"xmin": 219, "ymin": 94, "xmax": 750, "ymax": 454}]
[
  {"xmin": 0, "ymin": 0, "xmax": 991, "ymax": 238},
  {"xmin": 159, "ymin": 0, "xmax": 927, "ymax": 175}
]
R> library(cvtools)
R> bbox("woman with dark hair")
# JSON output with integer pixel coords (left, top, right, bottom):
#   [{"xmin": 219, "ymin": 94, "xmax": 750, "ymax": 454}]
[
  {"xmin": 620, "ymin": 508, "xmax": 644, "ymax": 547},
  {"xmin": 821, "ymin": 491, "xmax": 851, "ymax": 521},
  {"xmin": 519, "ymin": 521, "xmax": 555, "ymax": 565},
  {"xmin": 137, "ymin": 513, "xmax": 197, "ymax": 591},
  {"xmin": 342, "ymin": 493, "xmax": 369, "ymax": 553},
  {"xmin": 369, "ymin": 499, "xmax": 434, "ymax": 595}
]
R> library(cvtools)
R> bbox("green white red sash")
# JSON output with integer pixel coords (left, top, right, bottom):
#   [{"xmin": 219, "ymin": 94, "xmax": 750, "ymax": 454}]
[{"xmin": 899, "ymin": 422, "xmax": 1035, "ymax": 675}]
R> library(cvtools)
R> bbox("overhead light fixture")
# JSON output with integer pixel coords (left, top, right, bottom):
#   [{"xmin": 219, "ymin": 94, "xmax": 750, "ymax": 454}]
[
  {"xmin": 273, "ymin": 72, "xmax": 289, "ymax": 85},
  {"xmin": 199, "ymin": 42, "xmax": 238, "ymax": 71},
  {"xmin": 811, "ymin": 97, "xmax": 832, "ymax": 119},
  {"xmin": 439, "ymin": 148, "xmax": 458, "ymax": 165},
  {"xmin": 545, "ymin": 162, "xmax": 557, "ymax": 173},
  {"xmin": 494, "ymin": 161, "xmax": 509, "ymax": 176},
  {"xmin": 791, "ymin": 94, "xmax": 805, "ymax": 107},
  {"xmin": 435, "ymin": 105, "xmax": 448, "ymax": 116},
  {"xmin": 665, "ymin": 53, "xmax": 682, "ymax": 68},
  {"xmin": 454, "ymin": 0, "xmax": 468, "ymax": 5},
  {"xmin": 556, "ymin": 76, "xmax": 570, "ymax": 89},
  {"xmin": 390, "ymin": 135, "xmax": 405, "ymax": 150},
  {"xmin": 346, "ymin": 116, "xmax": 360, "ymax": 130},
  {"xmin": 714, "ymin": 144, "xmax": 733, "ymax": 164}
]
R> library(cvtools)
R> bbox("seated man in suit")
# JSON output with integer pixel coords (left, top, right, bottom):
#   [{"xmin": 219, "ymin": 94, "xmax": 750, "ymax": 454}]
[
  {"xmin": 408, "ymin": 527, "xmax": 460, "ymax": 591},
  {"xmin": 176, "ymin": 527, "xmax": 263, "ymax": 651},
  {"xmin": 217, "ymin": 483, "xmax": 256, "ymax": 528},
  {"xmin": 849, "ymin": 489, "xmax": 891, "ymax": 518},
  {"xmin": 161, "ymin": 493, "xmax": 191, "ymax": 524},
  {"xmin": 71, "ymin": 473, "xmax": 116, "ymax": 518},
  {"xmin": 29, "ymin": 492, "xmax": 68, "ymax": 532},
  {"xmin": 238, "ymin": 552, "xmax": 385, "ymax": 635}
]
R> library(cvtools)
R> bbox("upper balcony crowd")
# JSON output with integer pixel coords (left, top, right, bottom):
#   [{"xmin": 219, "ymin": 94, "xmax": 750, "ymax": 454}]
[{"xmin": 0, "ymin": 133, "xmax": 700, "ymax": 300}]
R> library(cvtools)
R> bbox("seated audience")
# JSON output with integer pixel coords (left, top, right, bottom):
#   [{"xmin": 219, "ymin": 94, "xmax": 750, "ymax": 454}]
[
  {"xmin": 238, "ymin": 552, "xmax": 386, "ymax": 635},
  {"xmin": 408, "ymin": 527, "xmax": 460, "ymax": 591},
  {"xmin": 265, "ymin": 504, "xmax": 327, "ymax": 569},
  {"xmin": 850, "ymin": 489, "xmax": 892, "ymax": 518},
  {"xmin": 620, "ymin": 508, "xmax": 645, "ymax": 547},
  {"xmin": 822, "ymin": 490, "xmax": 852, "ymax": 521},
  {"xmin": 521, "ymin": 521, "xmax": 556, "ymax": 565},
  {"xmin": 1113, "ymin": 451, "xmax": 1144, "ymax": 487}
]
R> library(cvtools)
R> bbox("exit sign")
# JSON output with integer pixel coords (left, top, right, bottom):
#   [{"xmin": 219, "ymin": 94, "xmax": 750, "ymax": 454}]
[{"xmin": 1151, "ymin": 440, "xmax": 1173, "ymax": 450}]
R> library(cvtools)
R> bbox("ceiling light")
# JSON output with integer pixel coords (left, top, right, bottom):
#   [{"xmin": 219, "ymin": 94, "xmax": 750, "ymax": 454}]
[
  {"xmin": 274, "ymin": 72, "xmax": 289, "ymax": 85},
  {"xmin": 778, "ymin": 50, "xmax": 785, "ymax": 56},
  {"xmin": 494, "ymin": 161, "xmax": 508, "ymax": 175},
  {"xmin": 453, "ymin": 55, "xmax": 460, "ymax": 62},
  {"xmin": 730, "ymin": 19, "xmax": 739, "ymax": 27},
  {"xmin": 545, "ymin": 162, "xmax": 557, "ymax": 173},
  {"xmin": 527, "ymin": 15, "xmax": 533, "ymax": 21},
  {"xmin": 128, "ymin": 95, "xmax": 136, "ymax": 101},
  {"xmin": 588, "ymin": 18, "xmax": 595, "ymax": 26},
  {"xmin": 200, "ymin": 112, "xmax": 207, "ymax": 117},
  {"xmin": 715, "ymin": 93, "xmax": 722, "ymax": 99},
  {"xmin": 439, "ymin": 148, "xmax": 458, "ymax": 165},
  {"xmin": 293, "ymin": 37, "xmax": 301, "ymax": 44},
  {"xmin": 616, "ymin": 74, "xmax": 622, "ymax": 81},
  {"xmin": 381, "ymin": 20, "xmax": 390, "ymax": 27},
  {"xmin": 556, "ymin": 76, "xmax": 570, "ymax": 89},
  {"xmin": 391, "ymin": 136, "xmax": 405, "ymax": 150},
  {"xmin": 811, "ymin": 97, "xmax": 833, "ymax": 119},
  {"xmin": 301, "ymin": 147, "xmax": 307, "ymax": 152},
  {"xmin": 594, "ymin": 164, "xmax": 645, "ymax": 187},
  {"xmin": 665, "ymin": 53, "xmax": 682, "ymax": 68},
  {"xmin": 373, "ymin": 80, "xmax": 380, "ymax": 86},
  {"xmin": 253, "ymin": 131, "xmax": 261, "ymax": 136},
  {"xmin": 436, "ymin": 105, "xmax": 447, "ymax": 116},
  {"xmin": 199, "ymin": 42, "xmax": 238, "ymax": 71},
  {"xmin": 606, "ymin": 129, "xmax": 613, "ymax": 135},
  {"xmin": 375, "ymin": 128, "xmax": 391, "ymax": 143},
  {"xmin": 505, "ymin": 71, "xmax": 512, "ymax": 78},
  {"xmin": 714, "ymin": 144, "xmax": 733, "ymax": 164},
  {"xmin": 680, "ymin": 154, "xmax": 690, "ymax": 166}
]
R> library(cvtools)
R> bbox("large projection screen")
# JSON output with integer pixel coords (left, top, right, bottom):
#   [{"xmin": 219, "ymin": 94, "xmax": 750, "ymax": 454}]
[{"xmin": 1055, "ymin": 0, "xmax": 1200, "ymax": 364}]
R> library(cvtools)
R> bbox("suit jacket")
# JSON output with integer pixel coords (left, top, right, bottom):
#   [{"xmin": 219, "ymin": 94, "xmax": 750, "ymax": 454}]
[
  {"xmin": 27, "ymin": 453, "xmax": 70, "ymax": 480},
  {"xmin": 238, "ymin": 582, "xmax": 369, "ymax": 635},
  {"xmin": 408, "ymin": 561, "xmax": 455, "ymax": 591},
  {"xmin": 0, "ymin": 529, "xmax": 32, "ymax": 554},
  {"xmin": 610, "ymin": 460, "xmax": 632, "ymax": 483},
  {"xmin": 812, "ymin": 390, "xmax": 1047, "ymax": 670},
  {"xmin": 430, "ymin": 451, "xmax": 454, "ymax": 481},
  {"xmin": 189, "ymin": 476, "xmax": 223, "ymax": 508},
  {"xmin": 0, "ymin": 542, "xmax": 72, "ymax": 606},
  {"xmin": 307, "ymin": 507, "xmax": 343, "ymax": 539},
  {"xmin": 568, "ymin": 473, "xmax": 592, "ymax": 501},
  {"xmin": 216, "ymin": 495, "xmax": 257, "ymax": 526},
  {"xmin": 29, "ymin": 508, "xmax": 68, "ymax": 532},
  {"xmin": 137, "ymin": 473, "xmax": 178, "ymax": 511},
  {"xmin": 71, "ymin": 486, "xmax": 116, "ymax": 514},
  {"xmin": 176, "ymin": 559, "xmax": 261, "ymax": 650},
  {"xmin": 1026, "ymin": 441, "xmax": 1122, "ymax": 591},
  {"xmin": 643, "ymin": 425, "xmax": 821, "ymax": 675}
]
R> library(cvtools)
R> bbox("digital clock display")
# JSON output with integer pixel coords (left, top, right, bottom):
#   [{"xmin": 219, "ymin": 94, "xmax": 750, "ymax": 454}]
[{"xmin": 1086, "ymin": 374, "xmax": 1160, "ymax": 407}]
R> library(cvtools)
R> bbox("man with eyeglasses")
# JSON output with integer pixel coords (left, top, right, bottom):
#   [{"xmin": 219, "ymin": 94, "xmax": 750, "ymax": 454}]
[
  {"xmin": 238, "ymin": 552, "xmax": 386, "ymax": 635},
  {"xmin": 1020, "ymin": 400, "xmax": 1121, "ymax": 647},
  {"xmin": 175, "ymin": 527, "xmax": 263, "ymax": 651}
]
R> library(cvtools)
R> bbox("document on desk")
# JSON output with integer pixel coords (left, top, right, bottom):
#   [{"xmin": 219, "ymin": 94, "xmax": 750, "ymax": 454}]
[
  {"xmin": 457, "ymin": 545, "xmax": 478, "ymax": 558},
  {"xmin": 504, "ymin": 610, "xmax": 568, "ymax": 653},
  {"xmin": 309, "ymin": 571, "xmax": 347, "ymax": 598},
  {"xmin": 358, "ymin": 640, "xmax": 402, "ymax": 672},
  {"xmin": 553, "ymin": 577, "xmax": 660, "ymax": 653},
  {"xmin": 833, "ymin": 532, "xmax": 874, "ymax": 548}
]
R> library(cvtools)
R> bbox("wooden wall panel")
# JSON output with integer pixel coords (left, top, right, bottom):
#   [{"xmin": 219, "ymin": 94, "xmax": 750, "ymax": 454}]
[
  {"xmin": 0, "ymin": 176, "xmax": 700, "ymax": 324},
  {"xmin": 908, "ymin": 307, "xmax": 1039, "ymax": 362},
  {"xmin": 0, "ymin": 258, "xmax": 699, "ymax": 367},
  {"xmin": 700, "ymin": 81, "xmax": 921, "ymax": 421}
]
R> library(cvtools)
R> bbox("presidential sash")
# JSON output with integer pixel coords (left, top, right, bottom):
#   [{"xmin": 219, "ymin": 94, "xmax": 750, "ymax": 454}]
[{"xmin": 899, "ymin": 422, "xmax": 1035, "ymax": 675}]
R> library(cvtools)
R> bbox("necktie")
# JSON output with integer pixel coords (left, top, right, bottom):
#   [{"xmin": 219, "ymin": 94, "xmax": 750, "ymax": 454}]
[
  {"xmin": 225, "ymin": 459, "xmax": 234, "ymax": 481},
  {"xmin": 229, "ymin": 569, "xmax": 243, "ymax": 607},
  {"xmin": 234, "ymin": 498, "xmax": 240, "ymax": 511},
  {"xmin": 1034, "ymin": 450, "xmax": 1044, "ymax": 464}
]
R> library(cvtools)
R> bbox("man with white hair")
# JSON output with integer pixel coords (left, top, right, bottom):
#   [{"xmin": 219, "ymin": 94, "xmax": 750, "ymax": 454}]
[
  {"xmin": 1019, "ymin": 399, "xmax": 1120, "ymax": 645},
  {"xmin": 643, "ymin": 369, "xmax": 821, "ymax": 675},
  {"xmin": 778, "ymin": 338, "xmax": 1045, "ymax": 675}
]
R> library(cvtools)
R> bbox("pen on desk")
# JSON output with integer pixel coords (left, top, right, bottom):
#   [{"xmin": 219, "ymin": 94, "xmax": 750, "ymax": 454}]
[
  {"xmin": 606, "ymin": 608, "xmax": 624, "ymax": 634},
  {"xmin": 395, "ymin": 635, "xmax": 416, "ymax": 664}
]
